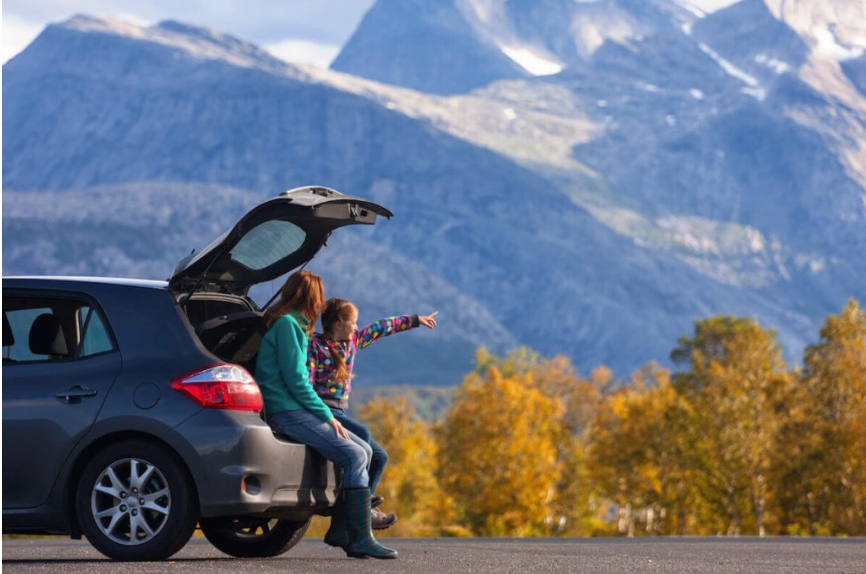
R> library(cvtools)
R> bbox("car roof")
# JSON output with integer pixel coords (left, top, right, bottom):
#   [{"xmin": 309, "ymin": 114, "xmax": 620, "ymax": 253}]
[{"xmin": 2, "ymin": 276, "xmax": 169, "ymax": 289}]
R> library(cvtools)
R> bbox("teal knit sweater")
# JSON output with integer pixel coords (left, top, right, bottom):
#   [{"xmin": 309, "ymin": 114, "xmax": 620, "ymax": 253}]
[{"xmin": 255, "ymin": 311, "xmax": 332, "ymax": 422}]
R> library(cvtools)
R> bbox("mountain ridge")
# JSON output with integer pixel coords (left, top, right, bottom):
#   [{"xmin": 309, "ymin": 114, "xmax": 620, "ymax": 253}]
[{"xmin": 4, "ymin": 5, "xmax": 865, "ymax": 383}]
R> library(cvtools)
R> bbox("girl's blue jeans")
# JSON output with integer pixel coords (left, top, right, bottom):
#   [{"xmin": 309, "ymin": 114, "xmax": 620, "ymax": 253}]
[{"xmin": 330, "ymin": 408, "xmax": 389, "ymax": 495}]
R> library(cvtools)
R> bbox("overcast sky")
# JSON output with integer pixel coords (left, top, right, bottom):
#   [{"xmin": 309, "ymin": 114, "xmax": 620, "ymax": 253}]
[{"xmin": 2, "ymin": 0, "xmax": 741, "ymax": 67}]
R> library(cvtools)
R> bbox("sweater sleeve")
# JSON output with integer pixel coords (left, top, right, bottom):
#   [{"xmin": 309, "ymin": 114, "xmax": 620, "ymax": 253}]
[
  {"xmin": 354, "ymin": 315, "xmax": 419, "ymax": 351},
  {"xmin": 274, "ymin": 317, "xmax": 333, "ymax": 422}
]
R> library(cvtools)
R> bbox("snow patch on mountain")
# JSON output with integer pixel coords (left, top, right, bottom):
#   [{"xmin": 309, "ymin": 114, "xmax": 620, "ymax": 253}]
[
  {"xmin": 813, "ymin": 26, "xmax": 865, "ymax": 61},
  {"xmin": 766, "ymin": 0, "xmax": 866, "ymax": 61},
  {"xmin": 636, "ymin": 81, "xmax": 661, "ymax": 93},
  {"xmin": 570, "ymin": 8, "xmax": 646, "ymax": 59},
  {"xmin": 755, "ymin": 53, "xmax": 791, "ymax": 74},
  {"xmin": 499, "ymin": 45, "xmax": 564, "ymax": 76},
  {"xmin": 698, "ymin": 41, "xmax": 766, "ymax": 100},
  {"xmin": 674, "ymin": 1, "xmax": 708, "ymax": 19},
  {"xmin": 674, "ymin": 0, "xmax": 744, "ymax": 18}
]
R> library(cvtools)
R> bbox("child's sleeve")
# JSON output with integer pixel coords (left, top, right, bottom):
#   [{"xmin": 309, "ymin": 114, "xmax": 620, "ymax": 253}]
[{"xmin": 355, "ymin": 315, "xmax": 419, "ymax": 350}]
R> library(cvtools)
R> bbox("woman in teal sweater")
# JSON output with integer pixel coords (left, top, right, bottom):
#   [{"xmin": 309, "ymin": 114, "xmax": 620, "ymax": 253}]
[{"xmin": 255, "ymin": 270, "xmax": 396, "ymax": 560}]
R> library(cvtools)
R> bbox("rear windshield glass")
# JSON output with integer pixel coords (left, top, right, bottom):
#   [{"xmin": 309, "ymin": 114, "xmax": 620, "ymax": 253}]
[{"xmin": 230, "ymin": 220, "xmax": 306, "ymax": 271}]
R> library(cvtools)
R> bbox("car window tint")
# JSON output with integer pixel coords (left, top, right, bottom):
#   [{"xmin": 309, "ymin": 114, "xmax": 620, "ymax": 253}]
[
  {"xmin": 5, "ymin": 308, "xmax": 52, "ymax": 362},
  {"xmin": 78, "ymin": 306, "xmax": 114, "ymax": 357},
  {"xmin": 3, "ymin": 296, "xmax": 116, "ymax": 362},
  {"xmin": 229, "ymin": 220, "xmax": 306, "ymax": 271}
]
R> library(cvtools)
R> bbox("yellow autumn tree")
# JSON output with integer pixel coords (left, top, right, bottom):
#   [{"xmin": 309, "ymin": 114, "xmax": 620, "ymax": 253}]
[
  {"xmin": 670, "ymin": 316, "xmax": 794, "ymax": 536},
  {"xmin": 357, "ymin": 397, "xmax": 451, "ymax": 537},
  {"xmin": 471, "ymin": 348, "xmax": 603, "ymax": 536},
  {"xmin": 586, "ymin": 363, "xmax": 699, "ymax": 536},
  {"xmin": 774, "ymin": 299, "xmax": 866, "ymax": 535},
  {"xmin": 437, "ymin": 365, "xmax": 565, "ymax": 536}
]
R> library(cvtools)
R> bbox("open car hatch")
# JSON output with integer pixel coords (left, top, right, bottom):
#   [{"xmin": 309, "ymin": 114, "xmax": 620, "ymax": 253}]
[{"xmin": 169, "ymin": 186, "xmax": 392, "ymax": 296}]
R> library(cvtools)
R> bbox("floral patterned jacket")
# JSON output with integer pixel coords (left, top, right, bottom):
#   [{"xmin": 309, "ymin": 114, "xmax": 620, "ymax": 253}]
[{"xmin": 307, "ymin": 314, "xmax": 420, "ymax": 409}]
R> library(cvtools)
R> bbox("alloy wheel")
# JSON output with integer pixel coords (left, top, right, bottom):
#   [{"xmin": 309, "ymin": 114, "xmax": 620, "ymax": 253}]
[{"xmin": 89, "ymin": 457, "xmax": 172, "ymax": 545}]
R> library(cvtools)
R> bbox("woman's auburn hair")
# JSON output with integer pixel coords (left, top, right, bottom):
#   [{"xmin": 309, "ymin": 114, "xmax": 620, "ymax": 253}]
[
  {"xmin": 264, "ymin": 270, "xmax": 325, "ymax": 334},
  {"xmin": 321, "ymin": 298, "xmax": 357, "ymax": 383}
]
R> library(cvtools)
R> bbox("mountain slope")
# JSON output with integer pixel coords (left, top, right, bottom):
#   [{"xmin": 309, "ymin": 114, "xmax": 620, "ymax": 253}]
[
  {"xmin": 332, "ymin": 0, "xmax": 697, "ymax": 90},
  {"xmin": 330, "ymin": 0, "xmax": 529, "ymax": 95},
  {"xmin": 328, "ymin": 0, "xmax": 866, "ymax": 332},
  {"xmin": 3, "ymin": 10, "xmax": 863, "ymax": 384}
]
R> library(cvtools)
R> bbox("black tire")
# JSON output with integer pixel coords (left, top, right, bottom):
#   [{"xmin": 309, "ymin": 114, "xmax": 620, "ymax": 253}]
[
  {"xmin": 199, "ymin": 516, "xmax": 311, "ymax": 558},
  {"xmin": 75, "ymin": 440, "xmax": 198, "ymax": 561}
]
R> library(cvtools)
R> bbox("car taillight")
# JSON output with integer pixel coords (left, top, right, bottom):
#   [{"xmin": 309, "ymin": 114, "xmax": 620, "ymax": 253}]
[{"xmin": 170, "ymin": 363, "xmax": 263, "ymax": 412}]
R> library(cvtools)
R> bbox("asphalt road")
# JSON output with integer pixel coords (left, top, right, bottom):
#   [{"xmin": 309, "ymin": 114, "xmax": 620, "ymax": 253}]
[{"xmin": 3, "ymin": 536, "xmax": 865, "ymax": 573}]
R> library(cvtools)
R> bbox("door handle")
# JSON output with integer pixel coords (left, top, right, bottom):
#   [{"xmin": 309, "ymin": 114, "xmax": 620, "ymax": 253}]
[{"xmin": 56, "ymin": 385, "xmax": 99, "ymax": 404}]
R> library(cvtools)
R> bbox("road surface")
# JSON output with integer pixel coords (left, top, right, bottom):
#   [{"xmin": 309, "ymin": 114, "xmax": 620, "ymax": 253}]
[{"xmin": 3, "ymin": 535, "xmax": 865, "ymax": 573}]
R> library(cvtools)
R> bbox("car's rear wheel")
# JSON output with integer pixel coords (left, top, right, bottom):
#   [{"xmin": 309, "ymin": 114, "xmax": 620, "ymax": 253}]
[
  {"xmin": 199, "ymin": 516, "xmax": 311, "ymax": 558},
  {"xmin": 75, "ymin": 440, "xmax": 198, "ymax": 561}
]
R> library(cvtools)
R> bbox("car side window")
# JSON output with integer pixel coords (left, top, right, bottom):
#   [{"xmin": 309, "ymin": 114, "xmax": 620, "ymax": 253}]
[
  {"xmin": 4, "ymin": 307, "xmax": 53, "ymax": 362},
  {"xmin": 78, "ymin": 306, "xmax": 114, "ymax": 357},
  {"xmin": 3, "ymin": 296, "xmax": 116, "ymax": 362}
]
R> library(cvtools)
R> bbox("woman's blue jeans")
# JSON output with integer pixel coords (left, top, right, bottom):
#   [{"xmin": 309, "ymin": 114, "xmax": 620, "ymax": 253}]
[
  {"xmin": 331, "ymin": 408, "xmax": 389, "ymax": 495},
  {"xmin": 267, "ymin": 409, "xmax": 372, "ymax": 489}
]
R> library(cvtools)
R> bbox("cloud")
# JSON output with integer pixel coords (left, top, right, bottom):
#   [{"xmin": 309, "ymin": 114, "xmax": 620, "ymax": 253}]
[
  {"xmin": 3, "ymin": 13, "xmax": 45, "ymax": 63},
  {"xmin": 264, "ymin": 38, "xmax": 341, "ymax": 68}
]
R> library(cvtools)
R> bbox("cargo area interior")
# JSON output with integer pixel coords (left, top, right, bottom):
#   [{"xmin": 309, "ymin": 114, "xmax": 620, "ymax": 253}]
[{"xmin": 183, "ymin": 296, "xmax": 266, "ymax": 373}]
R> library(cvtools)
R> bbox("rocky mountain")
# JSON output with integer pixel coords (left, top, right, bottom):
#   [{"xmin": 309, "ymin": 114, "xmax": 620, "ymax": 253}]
[
  {"xmin": 4, "ymin": 2, "xmax": 865, "ymax": 387},
  {"xmin": 331, "ymin": 0, "xmax": 700, "ymax": 94},
  {"xmin": 331, "ymin": 0, "xmax": 866, "ymax": 336},
  {"xmin": 331, "ymin": 0, "xmax": 529, "ymax": 95}
]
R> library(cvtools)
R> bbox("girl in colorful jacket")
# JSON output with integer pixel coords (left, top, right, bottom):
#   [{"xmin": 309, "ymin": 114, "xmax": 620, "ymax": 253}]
[{"xmin": 309, "ymin": 298, "xmax": 438, "ymax": 538}]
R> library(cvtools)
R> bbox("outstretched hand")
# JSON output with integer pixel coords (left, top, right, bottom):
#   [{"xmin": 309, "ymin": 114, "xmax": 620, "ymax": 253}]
[{"xmin": 419, "ymin": 311, "xmax": 438, "ymax": 329}]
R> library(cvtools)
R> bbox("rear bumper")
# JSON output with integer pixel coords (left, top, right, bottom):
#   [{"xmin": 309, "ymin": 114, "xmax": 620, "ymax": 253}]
[{"xmin": 167, "ymin": 410, "xmax": 339, "ymax": 519}]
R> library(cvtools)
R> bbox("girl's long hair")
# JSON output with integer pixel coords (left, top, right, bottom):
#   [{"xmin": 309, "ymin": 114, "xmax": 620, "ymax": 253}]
[
  {"xmin": 263, "ymin": 270, "xmax": 324, "ymax": 335},
  {"xmin": 321, "ymin": 298, "xmax": 357, "ymax": 383}
]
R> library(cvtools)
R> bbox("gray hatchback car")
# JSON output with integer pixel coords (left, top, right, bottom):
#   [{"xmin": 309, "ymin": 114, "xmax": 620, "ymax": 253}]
[{"xmin": 2, "ymin": 186, "xmax": 392, "ymax": 561}]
